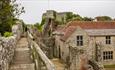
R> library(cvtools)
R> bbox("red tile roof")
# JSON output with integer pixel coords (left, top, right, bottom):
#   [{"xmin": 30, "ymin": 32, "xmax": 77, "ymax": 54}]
[
  {"xmin": 66, "ymin": 21, "xmax": 115, "ymax": 29},
  {"xmin": 60, "ymin": 21, "xmax": 115, "ymax": 41},
  {"xmin": 61, "ymin": 26, "xmax": 77, "ymax": 41}
]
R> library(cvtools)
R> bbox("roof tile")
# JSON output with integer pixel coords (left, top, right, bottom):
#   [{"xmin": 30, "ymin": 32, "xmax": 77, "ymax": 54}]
[{"xmin": 60, "ymin": 21, "xmax": 115, "ymax": 41}]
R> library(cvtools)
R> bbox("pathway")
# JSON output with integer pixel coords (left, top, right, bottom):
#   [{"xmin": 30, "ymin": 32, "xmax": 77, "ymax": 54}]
[
  {"xmin": 51, "ymin": 58, "xmax": 65, "ymax": 70},
  {"xmin": 9, "ymin": 37, "xmax": 35, "ymax": 70}
]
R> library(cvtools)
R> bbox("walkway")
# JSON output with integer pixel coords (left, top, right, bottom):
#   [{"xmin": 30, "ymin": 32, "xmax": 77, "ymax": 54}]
[
  {"xmin": 9, "ymin": 37, "xmax": 35, "ymax": 70},
  {"xmin": 51, "ymin": 58, "xmax": 65, "ymax": 70}
]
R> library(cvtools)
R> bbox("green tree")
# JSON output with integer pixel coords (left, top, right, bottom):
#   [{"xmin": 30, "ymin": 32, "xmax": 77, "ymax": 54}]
[
  {"xmin": 66, "ymin": 12, "xmax": 73, "ymax": 22},
  {"xmin": 0, "ymin": 0, "xmax": 24, "ymax": 35},
  {"xmin": 72, "ymin": 14, "xmax": 83, "ymax": 21},
  {"xmin": 34, "ymin": 23, "xmax": 43, "ymax": 32},
  {"xmin": 95, "ymin": 16, "xmax": 112, "ymax": 21},
  {"xmin": 83, "ymin": 17, "xmax": 94, "ymax": 21},
  {"xmin": 66, "ymin": 13, "xmax": 83, "ymax": 22}
]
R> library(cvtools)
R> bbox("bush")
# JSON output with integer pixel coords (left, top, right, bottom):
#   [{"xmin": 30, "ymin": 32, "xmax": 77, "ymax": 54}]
[{"xmin": 3, "ymin": 32, "xmax": 13, "ymax": 37}]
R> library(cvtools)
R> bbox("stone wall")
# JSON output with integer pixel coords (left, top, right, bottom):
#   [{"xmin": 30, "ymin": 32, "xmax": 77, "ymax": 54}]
[
  {"xmin": 95, "ymin": 36, "xmax": 115, "ymax": 65},
  {"xmin": 42, "ymin": 10, "xmax": 72, "ymax": 24},
  {"xmin": 54, "ymin": 26, "xmax": 105, "ymax": 70},
  {"xmin": 0, "ymin": 21, "xmax": 23, "ymax": 70}
]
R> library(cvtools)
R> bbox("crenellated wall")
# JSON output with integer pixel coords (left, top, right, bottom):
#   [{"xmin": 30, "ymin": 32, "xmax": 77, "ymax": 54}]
[{"xmin": 0, "ymin": 21, "xmax": 23, "ymax": 70}]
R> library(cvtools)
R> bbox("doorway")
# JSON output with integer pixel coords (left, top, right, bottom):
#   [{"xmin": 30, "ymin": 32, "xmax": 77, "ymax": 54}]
[{"xmin": 59, "ymin": 46, "xmax": 61, "ymax": 58}]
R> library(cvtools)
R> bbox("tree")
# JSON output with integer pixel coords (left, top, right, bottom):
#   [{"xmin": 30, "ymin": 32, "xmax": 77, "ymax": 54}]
[
  {"xmin": 66, "ymin": 12, "xmax": 73, "ymax": 22},
  {"xmin": 66, "ymin": 13, "xmax": 83, "ymax": 22},
  {"xmin": 0, "ymin": 0, "xmax": 25, "ymax": 35},
  {"xmin": 95, "ymin": 16, "xmax": 112, "ymax": 21},
  {"xmin": 83, "ymin": 17, "xmax": 94, "ymax": 21},
  {"xmin": 72, "ymin": 14, "xmax": 83, "ymax": 21},
  {"xmin": 34, "ymin": 22, "xmax": 43, "ymax": 32}
]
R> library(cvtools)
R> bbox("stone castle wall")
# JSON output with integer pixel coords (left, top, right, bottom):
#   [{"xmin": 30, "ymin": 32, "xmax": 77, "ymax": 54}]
[{"xmin": 0, "ymin": 21, "xmax": 23, "ymax": 70}]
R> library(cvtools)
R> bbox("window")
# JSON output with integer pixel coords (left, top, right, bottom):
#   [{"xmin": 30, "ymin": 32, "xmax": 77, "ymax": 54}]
[
  {"xmin": 106, "ymin": 36, "xmax": 111, "ymax": 44},
  {"xmin": 103, "ymin": 51, "xmax": 113, "ymax": 60},
  {"xmin": 76, "ymin": 35, "xmax": 83, "ymax": 46}
]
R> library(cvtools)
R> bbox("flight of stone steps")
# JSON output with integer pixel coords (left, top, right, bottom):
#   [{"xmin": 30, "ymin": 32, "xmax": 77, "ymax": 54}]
[{"xmin": 9, "ymin": 38, "xmax": 35, "ymax": 70}]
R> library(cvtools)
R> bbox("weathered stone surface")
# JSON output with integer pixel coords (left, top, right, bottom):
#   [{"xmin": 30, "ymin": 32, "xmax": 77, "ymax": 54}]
[
  {"xmin": 51, "ymin": 58, "xmax": 65, "ymax": 70},
  {"xmin": 0, "ymin": 22, "xmax": 23, "ymax": 70},
  {"xmin": 28, "ymin": 32, "xmax": 55, "ymax": 70},
  {"xmin": 10, "ymin": 63, "xmax": 35, "ymax": 70},
  {"xmin": 8, "ymin": 36, "xmax": 35, "ymax": 70}
]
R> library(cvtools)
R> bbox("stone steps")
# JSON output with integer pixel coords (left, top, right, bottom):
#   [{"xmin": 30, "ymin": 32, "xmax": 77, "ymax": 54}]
[
  {"xmin": 16, "ymin": 38, "xmax": 28, "ymax": 48},
  {"xmin": 12, "ymin": 48, "xmax": 33, "ymax": 64},
  {"xmin": 10, "ymin": 63, "xmax": 35, "ymax": 70},
  {"xmin": 9, "ymin": 38, "xmax": 35, "ymax": 70}
]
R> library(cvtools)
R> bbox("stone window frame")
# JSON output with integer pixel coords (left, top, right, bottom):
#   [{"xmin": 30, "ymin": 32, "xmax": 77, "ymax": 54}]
[
  {"xmin": 105, "ymin": 36, "xmax": 111, "ymax": 44},
  {"xmin": 76, "ymin": 35, "xmax": 83, "ymax": 46},
  {"xmin": 103, "ymin": 51, "xmax": 113, "ymax": 60}
]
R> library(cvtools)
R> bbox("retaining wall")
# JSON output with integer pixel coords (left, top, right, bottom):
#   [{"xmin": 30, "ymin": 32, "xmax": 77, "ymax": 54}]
[{"xmin": 0, "ymin": 21, "xmax": 23, "ymax": 70}]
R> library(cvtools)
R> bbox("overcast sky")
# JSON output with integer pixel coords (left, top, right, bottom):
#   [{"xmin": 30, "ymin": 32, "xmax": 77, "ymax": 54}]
[{"xmin": 17, "ymin": 0, "xmax": 115, "ymax": 24}]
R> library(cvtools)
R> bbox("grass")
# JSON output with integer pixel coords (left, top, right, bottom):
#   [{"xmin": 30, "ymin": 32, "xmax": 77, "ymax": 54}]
[{"xmin": 104, "ymin": 64, "xmax": 115, "ymax": 68}]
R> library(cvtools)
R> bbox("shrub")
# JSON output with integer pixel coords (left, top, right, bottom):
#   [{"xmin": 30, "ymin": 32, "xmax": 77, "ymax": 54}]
[{"xmin": 3, "ymin": 32, "xmax": 13, "ymax": 37}]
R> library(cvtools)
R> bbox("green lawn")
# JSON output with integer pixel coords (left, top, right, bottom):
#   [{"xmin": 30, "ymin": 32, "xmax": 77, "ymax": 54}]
[
  {"xmin": 104, "ymin": 64, "xmax": 115, "ymax": 68},
  {"xmin": 104, "ymin": 65, "xmax": 115, "ymax": 70},
  {"xmin": 105, "ymin": 68, "xmax": 115, "ymax": 70}
]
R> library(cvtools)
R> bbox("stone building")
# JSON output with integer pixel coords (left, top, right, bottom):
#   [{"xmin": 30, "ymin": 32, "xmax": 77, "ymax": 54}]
[
  {"xmin": 53, "ymin": 21, "xmax": 115, "ymax": 70},
  {"xmin": 42, "ymin": 10, "xmax": 73, "ymax": 38},
  {"xmin": 42, "ymin": 10, "xmax": 72, "ymax": 24}
]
